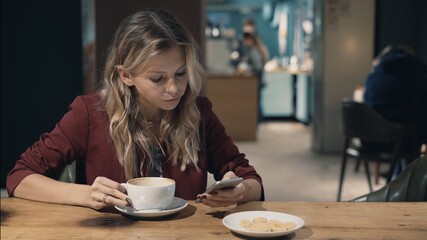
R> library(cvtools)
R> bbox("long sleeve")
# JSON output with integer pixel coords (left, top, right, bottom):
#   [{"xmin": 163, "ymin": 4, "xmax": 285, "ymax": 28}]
[
  {"xmin": 199, "ymin": 97, "xmax": 264, "ymax": 199},
  {"xmin": 6, "ymin": 92, "xmax": 124, "ymax": 195},
  {"xmin": 165, "ymin": 97, "xmax": 264, "ymax": 200},
  {"xmin": 7, "ymin": 94, "xmax": 264, "ymax": 201}
]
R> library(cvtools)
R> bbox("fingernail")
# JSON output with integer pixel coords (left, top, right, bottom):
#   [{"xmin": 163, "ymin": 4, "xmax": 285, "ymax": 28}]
[{"xmin": 126, "ymin": 198, "xmax": 133, "ymax": 207}]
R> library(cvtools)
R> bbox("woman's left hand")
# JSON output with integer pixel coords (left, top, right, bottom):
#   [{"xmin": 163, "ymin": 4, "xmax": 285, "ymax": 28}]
[{"xmin": 199, "ymin": 171, "xmax": 247, "ymax": 207}]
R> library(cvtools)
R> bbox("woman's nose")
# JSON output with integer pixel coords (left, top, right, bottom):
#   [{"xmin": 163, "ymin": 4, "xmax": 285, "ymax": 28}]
[{"xmin": 166, "ymin": 78, "xmax": 178, "ymax": 94}]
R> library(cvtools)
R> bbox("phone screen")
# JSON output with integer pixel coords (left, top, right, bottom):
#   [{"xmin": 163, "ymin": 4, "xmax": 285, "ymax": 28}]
[{"xmin": 204, "ymin": 178, "xmax": 243, "ymax": 194}]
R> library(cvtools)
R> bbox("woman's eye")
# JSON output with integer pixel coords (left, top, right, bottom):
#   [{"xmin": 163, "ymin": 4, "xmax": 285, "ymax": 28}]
[
  {"xmin": 150, "ymin": 76, "xmax": 164, "ymax": 82},
  {"xmin": 175, "ymin": 71, "xmax": 186, "ymax": 78}
]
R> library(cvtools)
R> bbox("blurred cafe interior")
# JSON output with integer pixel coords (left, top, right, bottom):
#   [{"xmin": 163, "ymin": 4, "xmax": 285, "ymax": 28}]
[{"xmin": 2, "ymin": 0, "xmax": 427, "ymax": 202}]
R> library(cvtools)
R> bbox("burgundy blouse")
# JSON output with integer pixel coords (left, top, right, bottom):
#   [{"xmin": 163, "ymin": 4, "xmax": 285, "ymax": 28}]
[{"xmin": 7, "ymin": 92, "xmax": 263, "ymax": 200}]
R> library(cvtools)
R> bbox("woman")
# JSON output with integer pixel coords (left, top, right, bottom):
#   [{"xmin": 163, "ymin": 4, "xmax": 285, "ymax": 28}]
[
  {"xmin": 238, "ymin": 32, "xmax": 267, "ymax": 122},
  {"xmin": 6, "ymin": 9, "xmax": 263, "ymax": 210}
]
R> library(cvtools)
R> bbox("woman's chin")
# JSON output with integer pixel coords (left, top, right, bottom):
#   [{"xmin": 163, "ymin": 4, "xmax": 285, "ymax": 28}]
[{"xmin": 161, "ymin": 101, "xmax": 180, "ymax": 111}]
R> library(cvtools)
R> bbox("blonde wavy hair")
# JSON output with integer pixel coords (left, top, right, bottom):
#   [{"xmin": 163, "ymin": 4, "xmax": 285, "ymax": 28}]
[{"xmin": 100, "ymin": 9, "xmax": 205, "ymax": 179}]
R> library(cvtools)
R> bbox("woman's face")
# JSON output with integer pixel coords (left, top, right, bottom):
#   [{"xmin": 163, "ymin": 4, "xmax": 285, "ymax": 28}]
[{"xmin": 120, "ymin": 45, "xmax": 188, "ymax": 119}]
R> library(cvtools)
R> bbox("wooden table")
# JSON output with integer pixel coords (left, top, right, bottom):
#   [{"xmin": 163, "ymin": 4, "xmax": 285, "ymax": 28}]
[{"xmin": 1, "ymin": 198, "xmax": 426, "ymax": 239}]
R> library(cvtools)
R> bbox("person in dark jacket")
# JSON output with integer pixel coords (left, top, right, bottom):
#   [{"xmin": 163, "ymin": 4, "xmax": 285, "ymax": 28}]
[{"xmin": 363, "ymin": 45, "xmax": 427, "ymax": 156}]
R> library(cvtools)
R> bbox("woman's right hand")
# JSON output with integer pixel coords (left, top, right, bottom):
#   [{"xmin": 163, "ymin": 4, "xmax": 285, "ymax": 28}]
[{"xmin": 88, "ymin": 176, "xmax": 130, "ymax": 210}]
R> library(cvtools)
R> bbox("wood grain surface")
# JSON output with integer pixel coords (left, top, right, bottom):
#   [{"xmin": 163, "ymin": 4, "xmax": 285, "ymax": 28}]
[{"xmin": 1, "ymin": 198, "xmax": 426, "ymax": 239}]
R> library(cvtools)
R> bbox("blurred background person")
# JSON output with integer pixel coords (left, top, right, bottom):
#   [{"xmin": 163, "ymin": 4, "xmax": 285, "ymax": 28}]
[
  {"xmin": 237, "ymin": 32, "xmax": 265, "ymax": 77},
  {"xmin": 242, "ymin": 18, "xmax": 269, "ymax": 65},
  {"xmin": 234, "ymin": 32, "xmax": 267, "ymax": 123},
  {"xmin": 231, "ymin": 18, "xmax": 269, "ymax": 75},
  {"xmin": 231, "ymin": 19, "xmax": 270, "ymax": 123},
  {"xmin": 363, "ymin": 44, "xmax": 427, "ymax": 166}
]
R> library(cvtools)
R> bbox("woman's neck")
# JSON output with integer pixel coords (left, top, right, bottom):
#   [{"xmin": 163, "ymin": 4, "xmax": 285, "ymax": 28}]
[{"xmin": 138, "ymin": 97, "xmax": 161, "ymax": 123}]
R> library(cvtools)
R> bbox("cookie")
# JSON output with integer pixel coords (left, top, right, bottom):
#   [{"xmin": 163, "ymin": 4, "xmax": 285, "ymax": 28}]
[
  {"xmin": 252, "ymin": 216, "xmax": 268, "ymax": 223},
  {"xmin": 246, "ymin": 222, "xmax": 270, "ymax": 232},
  {"xmin": 239, "ymin": 217, "xmax": 296, "ymax": 232},
  {"xmin": 239, "ymin": 219, "xmax": 252, "ymax": 228}
]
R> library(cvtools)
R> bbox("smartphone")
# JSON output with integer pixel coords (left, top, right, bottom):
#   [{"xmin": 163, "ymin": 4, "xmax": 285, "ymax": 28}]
[{"xmin": 204, "ymin": 177, "xmax": 243, "ymax": 194}]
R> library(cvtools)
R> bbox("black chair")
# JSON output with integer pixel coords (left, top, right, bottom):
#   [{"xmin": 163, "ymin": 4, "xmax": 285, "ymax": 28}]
[
  {"xmin": 59, "ymin": 162, "xmax": 76, "ymax": 183},
  {"xmin": 58, "ymin": 157, "xmax": 86, "ymax": 184},
  {"xmin": 352, "ymin": 155, "xmax": 427, "ymax": 202},
  {"xmin": 337, "ymin": 99, "xmax": 420, "ymax": 201}
]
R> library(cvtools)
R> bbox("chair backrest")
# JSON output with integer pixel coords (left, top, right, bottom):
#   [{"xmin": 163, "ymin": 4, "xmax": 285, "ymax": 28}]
[
  {"xmin": 58, "ymin": 157, "xmax": 87, "ymax": 184},
  {"xmin": 352, "ymin": 155, "xmax": 427, "ymax": 202},
  {"xmin": 341, "ymin": 98, "xmax": 403, "ymax": 143}
]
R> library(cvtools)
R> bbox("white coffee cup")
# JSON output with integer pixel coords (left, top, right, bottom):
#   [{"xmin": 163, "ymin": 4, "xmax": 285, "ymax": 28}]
[{"xmin": 122, "ymin": 177, "xmax": 176, "ymax": 210}]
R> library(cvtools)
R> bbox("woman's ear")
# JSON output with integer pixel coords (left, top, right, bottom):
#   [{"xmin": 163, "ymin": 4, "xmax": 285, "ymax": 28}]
[{"xmin": 117, "ymin": 66, "xmax": 134, "ymax": 86}]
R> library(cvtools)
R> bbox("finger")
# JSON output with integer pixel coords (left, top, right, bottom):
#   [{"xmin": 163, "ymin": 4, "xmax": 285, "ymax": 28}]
[
  {"xmin": 101, "ymin": 194, "xmax": 129, "ymax": 207},
  {"xmin": 202, "ymin": 198, "xmax": 237, "ymax": 207},
  {"xmin": 92, "ymin": 178, "xmax": 129, "ymax": 201},
  {"xmin": 93, "ymin": 191, "xmax": 108, "ymax": 206},
  {"xmin": 95, "ymin": 190, "xmax": 128, "ymax": 206},
  {"xmin": 223, "ymin": 171, "xmax": 237, "ymax": 179},
  {"xmin": 95, "ymin": 176, "xmax": 124, "ymax": 191},
  {"xmin": 209, "ymin": 184, "xmax": 244, "ymax": 199},
  {"xmin": 92, "ymin": 178, "xmax": 129, "ymax": 207},
  {"xmin": 102, "ymin": 194, "xmax": 109, "ymax": 204},
  {"xmin": 206, "ymin": 194, "xmax": 242, "ymax": 204},
  {"xmin": 118, "ymin": 183, "xmax": 127, "ymax": 193},
  {"xmin": 203, "ymin": 192, "xmax": 242, "ymax": 205},
  {"xmin": 96, "ymin": 184, "xmax": 129, "ymax": 203}
]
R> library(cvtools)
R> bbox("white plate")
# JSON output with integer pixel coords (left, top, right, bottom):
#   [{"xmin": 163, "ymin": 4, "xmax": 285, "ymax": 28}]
[
  {"xmin": 222, "ymin": 211, "xmax": 304, "ymax": 238},
  {"xmin": 115, "ymin": 197, "xmax": 187, "ymax": 218}
]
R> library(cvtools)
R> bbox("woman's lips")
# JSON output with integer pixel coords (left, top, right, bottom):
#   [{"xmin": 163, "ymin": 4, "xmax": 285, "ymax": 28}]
[{"xmin": 165, "ymin": 97, "xmax": 180, "ymax": 102}]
